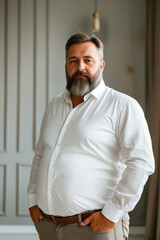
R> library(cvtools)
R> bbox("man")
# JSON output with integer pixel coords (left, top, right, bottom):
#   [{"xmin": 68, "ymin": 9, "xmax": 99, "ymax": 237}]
[{"xmin": 28, "ymin": 33, "xmax": 155, "ymax": 240}]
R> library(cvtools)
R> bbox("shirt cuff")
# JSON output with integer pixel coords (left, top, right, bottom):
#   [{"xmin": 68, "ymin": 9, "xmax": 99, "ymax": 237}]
[
  {"xmin": 28, "ymin": 194, "xmax": 37, "ymax": 208},
  {"xmin": 102, "ymin": 201, "xmax": 125, "ymax": 223}
]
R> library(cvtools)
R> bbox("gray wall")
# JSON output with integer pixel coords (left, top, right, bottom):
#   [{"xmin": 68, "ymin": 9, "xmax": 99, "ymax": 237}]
[{"xmin": 0, "ymin": 0, "xmax": 147, "ymax": 227}]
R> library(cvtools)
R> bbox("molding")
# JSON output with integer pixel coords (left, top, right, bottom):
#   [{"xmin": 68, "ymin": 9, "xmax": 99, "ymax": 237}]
[
  {"xmin": 0, "ymin": 164, "xmax": 6, "ymax": 216},
  {"xmin": 3, "ymin": 0, "xmax": 7, "ymax": 152},
  {"xmin": 17, "ymin": 0, "xmax": 21, "ymax": 152},
  {"xmin": 16, "ymin": 164, "xmax": 31, "ymax": 217},
  {"xmin": 46, "ymin": 0, "xmax": 49, "ymax": 107},
  {"xmin": 33, "ymin": 0, "xmax": 37, "ymax": 150}
]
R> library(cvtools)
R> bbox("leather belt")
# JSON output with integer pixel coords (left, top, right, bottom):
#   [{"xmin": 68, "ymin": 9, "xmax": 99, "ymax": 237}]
[{"xmin": 43, "ymin": 209, "xmax": 101, "ymax": 224}]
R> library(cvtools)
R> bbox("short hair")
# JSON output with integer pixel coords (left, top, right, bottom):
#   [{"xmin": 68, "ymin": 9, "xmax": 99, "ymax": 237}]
[{"xmin": 65, "ymin": 33, "xmax": 104, "ymax": 60}]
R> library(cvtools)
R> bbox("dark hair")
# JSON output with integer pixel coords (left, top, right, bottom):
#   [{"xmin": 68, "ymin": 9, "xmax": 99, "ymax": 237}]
[{"xmin": 65, "ymin": 33, "xmax": 104, "ymax": 59}]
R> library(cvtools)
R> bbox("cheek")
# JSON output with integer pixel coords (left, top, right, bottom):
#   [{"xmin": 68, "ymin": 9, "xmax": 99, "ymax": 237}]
[
  {"xmin": 66, "ymin": 66, "xmax": 76, "ymax": 77},
  {"xmin": 88, "ymin": 69, "xmax": 98, "ymax": 77}
]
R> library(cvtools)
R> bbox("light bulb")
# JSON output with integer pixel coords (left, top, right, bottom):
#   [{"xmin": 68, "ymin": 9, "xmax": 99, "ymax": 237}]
[{"xmin": 92, "ymin": 11, "xmax": 100, "ymax": 32}]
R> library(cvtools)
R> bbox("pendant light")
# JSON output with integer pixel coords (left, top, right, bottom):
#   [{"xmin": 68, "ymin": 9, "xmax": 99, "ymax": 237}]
[{"xmin": 92, "ymin": 0, "xmax": 100, "ymax": 32}]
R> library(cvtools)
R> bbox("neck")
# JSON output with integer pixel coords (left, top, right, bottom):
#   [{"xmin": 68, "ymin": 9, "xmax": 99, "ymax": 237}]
[{"xmin": 71, "ymin": 95, "xmax": 84, "ymax": 108}]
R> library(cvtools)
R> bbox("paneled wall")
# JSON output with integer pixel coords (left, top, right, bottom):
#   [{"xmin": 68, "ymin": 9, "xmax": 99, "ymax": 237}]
[
  {"xmin": 0, "ymin": 0, "xmax": 147, "ymax": 227},
  {"xmin": 0, "ymin": 0, "xmax": 50, "ymax": 224}
]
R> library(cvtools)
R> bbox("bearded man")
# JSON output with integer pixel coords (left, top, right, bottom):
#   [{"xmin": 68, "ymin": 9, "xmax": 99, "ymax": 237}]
[{"xmin": 28, "ymin": 33, "xmax": 154, "ymax": 240}]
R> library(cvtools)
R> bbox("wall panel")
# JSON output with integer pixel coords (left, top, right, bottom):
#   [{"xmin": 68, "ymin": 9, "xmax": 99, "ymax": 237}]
[
  {"xmin": 0, "ymin": 165, "xmax": 6, "ymax": 216},
  {"xmin": 34, "ymin": 0, "xmax": 48, "ymax": 147},
  {"xmin": 17, "ymin": 164, "xmax": 31, "ymax": 216},
  {"xmin": 18, "ymin": 0, "xmax": 34, "ymax": 152},
  {"xmin": 7, "ymin": 0, "xmax": 19, "ymax": 152},
  {"xmin": 0, "ymin": 0, "xmax": 7, "ymax": 152}
]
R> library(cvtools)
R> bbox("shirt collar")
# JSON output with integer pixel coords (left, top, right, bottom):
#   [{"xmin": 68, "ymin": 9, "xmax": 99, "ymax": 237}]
[
  {"xmin": 63, "ymin": 79, "xmax": 106, "ymax": 103},
  {"xmin": 84, "ymin": 79, "xmax": 106, "ymax": 101},
  {"xmin": 63, "ymin": 90, "xmax": 72, "ymax": 104}
]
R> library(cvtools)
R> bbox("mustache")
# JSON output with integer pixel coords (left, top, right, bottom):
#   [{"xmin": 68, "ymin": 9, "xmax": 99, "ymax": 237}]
[{"xmin": 72, "ymin": 70, "xmax": 90, "ymax": 80}]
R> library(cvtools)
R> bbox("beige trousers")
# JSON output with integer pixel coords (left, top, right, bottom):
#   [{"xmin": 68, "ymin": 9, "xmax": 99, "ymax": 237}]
[{"xmin": 35, "ymin": 213, "xmax": 129, "ymax": 240}]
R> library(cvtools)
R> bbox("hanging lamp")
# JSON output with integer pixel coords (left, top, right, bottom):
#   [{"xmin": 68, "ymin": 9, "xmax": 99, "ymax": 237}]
[{"xmin": 92, "ymin": 0, "xmax": 100, "ymax": 32}]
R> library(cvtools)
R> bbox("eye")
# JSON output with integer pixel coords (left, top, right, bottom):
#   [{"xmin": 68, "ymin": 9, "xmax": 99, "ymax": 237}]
[
  {"xmin": 69, "ymin": 59, "xmax": 78, "ymax": 64},
  {"xmin": 85, "ymin": 59, "xmax": 94, "ymax": 64}
]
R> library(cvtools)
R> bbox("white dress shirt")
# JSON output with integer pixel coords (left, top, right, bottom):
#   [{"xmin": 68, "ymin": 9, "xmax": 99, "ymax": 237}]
[{"xmin": 28, "ymin": 80, "xmax": 155, "ymax": 222}]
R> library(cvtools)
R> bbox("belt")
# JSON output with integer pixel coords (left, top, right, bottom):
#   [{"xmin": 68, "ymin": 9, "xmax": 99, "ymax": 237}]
[{"xmin": 43, "ymin": 210, "xmax": 101, "ymax": 224}]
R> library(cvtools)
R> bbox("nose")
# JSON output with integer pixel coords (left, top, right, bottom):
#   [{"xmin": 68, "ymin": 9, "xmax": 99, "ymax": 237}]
[{"xmin": 78, "ymin": 60, "xmax": 85, "ymax": 71}]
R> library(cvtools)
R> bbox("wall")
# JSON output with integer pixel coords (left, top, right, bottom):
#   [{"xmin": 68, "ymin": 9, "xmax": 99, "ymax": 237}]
[{"xmin": 0, "ymin": 0, "xmax": 147, "ymax": 237}]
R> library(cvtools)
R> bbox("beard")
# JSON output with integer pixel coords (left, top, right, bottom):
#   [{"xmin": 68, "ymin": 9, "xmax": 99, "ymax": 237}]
[{"xmin": 66, "ymin": 67, "xmax": 103, "ymax": 97}]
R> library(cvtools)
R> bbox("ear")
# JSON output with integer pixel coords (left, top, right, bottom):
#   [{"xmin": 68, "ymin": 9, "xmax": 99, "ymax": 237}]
[{"xmin": 101, "ymin": 60, "xmax": 105, "ymax": 72}]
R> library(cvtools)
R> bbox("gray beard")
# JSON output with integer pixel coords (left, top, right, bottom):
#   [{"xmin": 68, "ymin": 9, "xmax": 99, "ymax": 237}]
[
  {"xmin": 69, "ymin": 81, "xmax": 91, "ymax": 96},
  {"xmin": 66, "ymin": 68, "xmax": 103, "ymax": 97}
]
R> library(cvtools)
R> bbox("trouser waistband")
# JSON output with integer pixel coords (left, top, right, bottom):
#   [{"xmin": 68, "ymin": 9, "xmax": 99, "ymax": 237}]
[{"xmin": 42, "ymin": 209, "xmax": 102, "ymax": 224}]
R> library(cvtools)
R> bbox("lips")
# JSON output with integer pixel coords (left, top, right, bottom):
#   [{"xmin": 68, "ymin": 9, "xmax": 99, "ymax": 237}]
[
  {"xmin": 71, "ymin": 71, "xmax": 90, "ymax": 83},
  {"xmin": 75, "ymin": 75, "xmax": 87, "ymax": 79}
]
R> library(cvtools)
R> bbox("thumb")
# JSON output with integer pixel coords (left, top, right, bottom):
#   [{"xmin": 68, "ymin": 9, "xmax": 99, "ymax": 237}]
[
  {"xmin": 81, "ymin": 214, "xmax": 93, "ymax": 226},
  {"xmin": 37, "ymin": 209, "xmax": 43, "ymax": 220}
]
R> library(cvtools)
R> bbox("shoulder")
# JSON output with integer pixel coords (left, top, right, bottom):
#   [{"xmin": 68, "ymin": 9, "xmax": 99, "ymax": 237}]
[
  {"xmin": 106, "ymin": 87, "xmax": 143, "ymax": 112},
  {"xmin": 47, "ymin": 92, "xmax": 65, "ymax": 110},
  {"xmin": 42, "ymin": 91, "xmax": 65, "ymax": 121}
]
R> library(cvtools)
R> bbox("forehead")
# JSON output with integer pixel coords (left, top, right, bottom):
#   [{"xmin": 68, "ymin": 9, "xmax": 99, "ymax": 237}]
[{"xmin": 67, "ymin": 42, "xmax": 100, "ymax": 59}]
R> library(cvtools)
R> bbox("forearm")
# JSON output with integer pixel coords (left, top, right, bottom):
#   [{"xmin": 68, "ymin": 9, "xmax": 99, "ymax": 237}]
[
  {"xmin": 27, "ymin": 154, "xmax": 42, "ymax": 207},
  {"xmin": 102, "ymin": 158, "xmax": 154, "ymax": 222}
]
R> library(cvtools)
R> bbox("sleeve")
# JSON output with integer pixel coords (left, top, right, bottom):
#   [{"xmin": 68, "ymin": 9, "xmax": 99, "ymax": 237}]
[
  {"xmin": 102, "ymin": 99, "xmax": 155, "ymax": 222},
  {"xmin": 27, "ymin": 102, "xmax": 52, "ymax": 208}
]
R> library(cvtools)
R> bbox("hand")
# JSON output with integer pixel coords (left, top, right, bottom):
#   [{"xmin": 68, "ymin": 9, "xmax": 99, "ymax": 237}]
[
  {"xmin": 29, "ymin": 205, "xmax": 43, "ymax": 224},
  {"xmin": 81, "ymin": 211, "xmax": 116, "ymax": 232}
]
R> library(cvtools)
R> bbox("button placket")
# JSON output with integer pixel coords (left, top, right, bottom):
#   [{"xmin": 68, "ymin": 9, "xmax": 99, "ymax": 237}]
[{"xmin": 47, "ymin": 108, "xmax": 76, "ymax": 210}]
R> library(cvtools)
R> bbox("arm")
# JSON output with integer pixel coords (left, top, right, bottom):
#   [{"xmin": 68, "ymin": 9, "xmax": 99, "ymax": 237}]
[
  {"xmin": 82, "ymin": 99, "xmax": 155, "ymax": 230},
  {"xmin": 27, "ymin": 103, "xmax": 51, "ymax": 219},
  {"xmin": 102, "ymin": 100, "xmax": 155, "ymax": 223},
  {"xmin": 27, "ymin": 144, "xmax": 43, "ymax": 223},
  {"xmin": 27, "ymin": 152, "xmax": 43, "ymax": 208}
]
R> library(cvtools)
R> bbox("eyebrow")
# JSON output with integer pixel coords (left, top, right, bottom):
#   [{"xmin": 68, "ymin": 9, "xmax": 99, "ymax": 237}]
[
  {"xmin": 68, "ymin": 56, "xmax": 77, "ymax": 60},
  {"xmin": 67, "ymin": 56, "xmax": 94, "ymax": 60}
]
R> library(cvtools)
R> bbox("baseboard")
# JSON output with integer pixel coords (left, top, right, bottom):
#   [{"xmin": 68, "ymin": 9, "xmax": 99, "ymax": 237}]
[
  {"xmin": 0, "ymin": 225, "xmax": 145, "ymax": 240},
  {"xmin": 129, "ymin": 226, "xmax": 145, "ymax": 240},
  {"xmin": 0, "ymin": 225, "xmax": 38, "ymax": 240}
]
